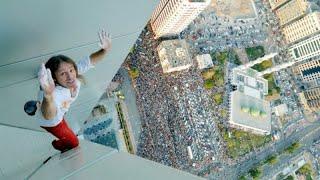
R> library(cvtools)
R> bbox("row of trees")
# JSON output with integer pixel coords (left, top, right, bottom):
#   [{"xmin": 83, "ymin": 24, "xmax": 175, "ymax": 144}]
[
  {"xmin": 115, "ymin": 102, "xmax": 134, "ymax": 154},
  {"xmin": 239, "ymin": 142, "xmax": 301, "ymax": 179}
]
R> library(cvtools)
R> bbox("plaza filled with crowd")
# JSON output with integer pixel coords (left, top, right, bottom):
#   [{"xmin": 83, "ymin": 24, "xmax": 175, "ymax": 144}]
[{"xmin": 124, "ymin": 26, "xmax": 224, "ymax": 172}]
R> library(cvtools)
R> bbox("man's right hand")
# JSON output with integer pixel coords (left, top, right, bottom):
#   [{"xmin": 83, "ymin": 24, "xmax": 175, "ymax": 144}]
[{"xmin": 38, "ymin": 63, "xmax": 55, "ymax": 97}]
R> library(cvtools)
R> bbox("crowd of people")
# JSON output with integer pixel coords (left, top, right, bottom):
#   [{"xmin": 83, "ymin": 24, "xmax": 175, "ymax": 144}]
[
  {"xmin": 183, "ymin": 10, "xmax": 267, "ymax": 54},
  {"xmin": 121, "ymin": 26, "xmax": 224, "ymax": 172}
]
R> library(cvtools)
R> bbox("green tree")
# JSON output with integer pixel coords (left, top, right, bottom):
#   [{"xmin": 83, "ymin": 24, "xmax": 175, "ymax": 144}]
[
  {"xmin": 213, "ymin": 93, "xmax": 223, "ymax": 104},
  {"xmin": 306, "ymin": 174, "xmax": 313, "ymax": 180},
  {"xmin": 234, "ymin": 54, "xmax": 242, "ymax": 65},
  {"xmin": 248, "ymin": 167, "xmax": 262, "ymax": 179},
  {"xmin": 220, "ymin": 109, "xmax": 227, "ymax": 118},
  {"xmin": 285, "ymin": 142, "xmax": 300, "ymax": 154},
  {"xmin": 284, "ymin": 175, "xmax": 294, "ymax": 180},
  {"xmin": 265, "ymin": 155, "xmax": 278, "ymax": 165},
  {"xmin": 213, "ymin": 69, "xmax": 224, "ymax": 86},
  {"xmin": 296, "ymin": 163, "xmax": 312, "ymax": 176},
  {"xmin": 204, "ymin": 79, "xmax": 214, "ymax": 89},
  {"xmin": 202, "ymin": 68, "xmax": 215, "ymax": 80},
  {"xmin": 215, "ymin": 76, "xmax": 224, "ymax": 86},
  {"xmin": 216, "ymin": 52, "xmax": 228, "ymax": 65},
  {"xmin": 128, "ymin": 67, "xmax": 139, "ymax": 79},
  {"xmin": 245, "ymin": 46, "xmax": 265, "ymax": 61}
]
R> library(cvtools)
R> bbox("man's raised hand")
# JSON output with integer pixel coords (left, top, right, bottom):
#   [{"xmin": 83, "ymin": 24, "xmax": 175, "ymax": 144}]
[
  {"xmin": 38, "ymin": 63, "xmax": 55, "ymax": 97},
  {"xmin": 98, "ymin": 29, "xmax": 112, "ymax": 52}
]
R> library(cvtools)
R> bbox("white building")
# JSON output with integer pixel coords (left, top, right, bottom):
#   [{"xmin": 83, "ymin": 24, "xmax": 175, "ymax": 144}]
[
  {"xmin": 275, "ymin": 0, "xmax": 308, "ymax": 26},
  {"xmin": 289, "ymin": 33, "xmax": 320, "ymax": 62},
  {"xmin": 273, "ymin": 104, "xmax": 288, "ymax": 116},
  {"xmin": 229, "ymin": 54, "xmax": 276, "ymax": 135},
  {"xmin": 196, "ymin": 54, "xmax": 213, "ymax": 69},
  {"xmin": 229, "ymin": 67, "xmax": 271, "ymax": 135},
  {"xmin": 150, "ymin": 0, "xmax": 210, "ymax": 38},
  {"xmin": 157, "ymin": 39, "xmax": 192, "ymax": 73},
  {"xmin": 229, "ymin": 91, "xmax": 271, "ymax": 135},
  {"xmin": 282, "ymin": 12, "xmax": 320, "ymax": 44},
  {"xmin": 268, "ymin": 0, "xmax": 290, "ymax": 10},
  {"xmin": 232, "ymin": 68, "xmax": 269, "ymax": 98}
]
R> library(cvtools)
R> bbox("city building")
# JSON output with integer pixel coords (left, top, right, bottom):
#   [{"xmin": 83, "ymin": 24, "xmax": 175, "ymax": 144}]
[
  {"xmin": 303, "ymin": 86, "xmax": 320, "ymax": 111},
  {"xmin": 275, "ymin": 0, "xmax": 308, "ymax": 26},
  {"xmin": 273, "ymin": 103, "xmax": 288, "ymax": 117},
  {"xmin": 268, "ymin": 0, "xmax": 290, "ymax": 10},
  {"xmin": 196, "ymin": 54, "xmax": 213, "ymax": 69},
  {"xmin": 150, "ymin": 0, "xmax": 210, "ymax": 38},
  {"xmin": 297, "ymin": 59, "xmax": 320, "ymax": 112},
  {"xmin": 289, "ymin": 33, "xmax": 320, "ymax": 63},
  {"xmin": 297, "ymin": 59, "xmax": 320, "ymax": 83},
  {"xmin": 157, "ymin": 39, "xmax": 192, "ymax": 73},
  {"xmin": 232, "ymin": 68, "xmax": 269, "ymax": 98},
  {"xmin": 230, "ymin": 67, "xmax": 271, "ymax": 135},
  {"xmin": 229, "ymin": 91, "xmax": 271, "ymax": 135},
  {"xmin": 282, "ymin": 12, "xmax": 320, "ymax": 44}
]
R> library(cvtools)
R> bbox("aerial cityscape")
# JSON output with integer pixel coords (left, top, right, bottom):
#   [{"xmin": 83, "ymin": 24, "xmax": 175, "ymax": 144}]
[{"xmin": 82, "ymin": 0, "xmax": 320, "ymax": 179}]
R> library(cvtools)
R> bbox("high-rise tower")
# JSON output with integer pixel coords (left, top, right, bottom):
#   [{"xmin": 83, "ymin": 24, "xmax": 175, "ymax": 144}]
[
  {"xmin": 282, "ymin": 12, "xmax": 320, "ymax": 44},
  {"xmin": 268, "ymin": 0, "xmax": 290, "ymax": 10},
  {"xmin": 275, "ymin": 0, "xmax": 308, "ymax": 26},
  {"xmin": 150, "ymin": 0, "xmax": 210, "ymax": 38},
  {"xmin": 289, "ymin": 34, "xmax": 320, "ymax": 62}
]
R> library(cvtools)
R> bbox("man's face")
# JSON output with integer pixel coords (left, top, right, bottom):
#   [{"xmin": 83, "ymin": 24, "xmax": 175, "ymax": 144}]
[{"xmin": 54, "ymin": 62, "xmax": 77, "ymax": 89}]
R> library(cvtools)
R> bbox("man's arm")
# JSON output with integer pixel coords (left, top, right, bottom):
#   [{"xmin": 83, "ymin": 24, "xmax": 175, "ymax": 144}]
[
  {"xmin": 90, "ymin": 49, "xmax": 107, "ymax": 65},
  {"xmin": 90, "ymin": 30, "xmax": 112, "ymax": 65},
  {"xmin": 38, "ymin": 64, "xmax": 56, "ymax": 120},
  {"xmin": 41, "ymin": 94, "xmax": 57, "ymax": 120}
]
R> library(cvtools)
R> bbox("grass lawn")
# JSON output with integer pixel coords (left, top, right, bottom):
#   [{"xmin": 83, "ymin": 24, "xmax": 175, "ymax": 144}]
[
  {"xmin": 201, "ymin": 68, "xmax": 215, "ymax": 80},
  {"xmin": 210, "ymin": 51, "xmax": 228, "ymax": 66},
  {"xmin": 221, "ymin": 128, "xmax": 271, "ymax": 158},
  {"xmin": 263, "ymin": 73, "xmax": 280, "ymax": 96},
  {"xmin": 251, "ymin": 59, "xmax": 273, "ymax": 72},
  {"xmin": 245, "ymin": 46, "xmax": 265, "ymax": 61},
  {"xmin": 201, "ymin": 67, "xmax": 224, "ymax": 89},
  {"xmin": 213, "ymin": 93, "xmax": 223, "ymax": 105}
]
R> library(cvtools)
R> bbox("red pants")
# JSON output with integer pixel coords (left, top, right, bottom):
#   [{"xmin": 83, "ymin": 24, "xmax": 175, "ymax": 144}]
[{"xmin": 41, "ymin": 119, "xmax": 79, "ymax": 152}]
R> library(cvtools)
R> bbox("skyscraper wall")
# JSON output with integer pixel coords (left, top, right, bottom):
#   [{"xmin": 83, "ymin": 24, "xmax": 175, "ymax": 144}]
[
  {"xmin": 282, "ymin": 12, "xmax": 320, "ymax": 44},
  {"xmin": 275, "ymin": 0, "xmax": 308, "ymax": 26},
  {"xmin": 289, "ymin": 33, "xmax": 320, "ymax": 62},
  {"xmin": 268, "ymin": 0, "xmax": 289, "ymax": 10},
  {"xmin": 303, "ymin": 87, "xmax": 320, "ymax": 111},
  {"xmin": 150, "ymin": 0, "xmax": 210, "ymax": 38}
]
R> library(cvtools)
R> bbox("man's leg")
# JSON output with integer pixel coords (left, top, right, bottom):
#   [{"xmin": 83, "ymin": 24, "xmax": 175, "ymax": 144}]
[{"xmin": 41, "ymin": 119, "xmax": 79, "ymax": 152}]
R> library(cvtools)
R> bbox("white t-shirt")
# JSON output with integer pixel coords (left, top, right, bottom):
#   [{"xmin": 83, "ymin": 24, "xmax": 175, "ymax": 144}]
[{"xmin": 37, "ymin": 56, "xmax": 94, "ymax": 127}]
